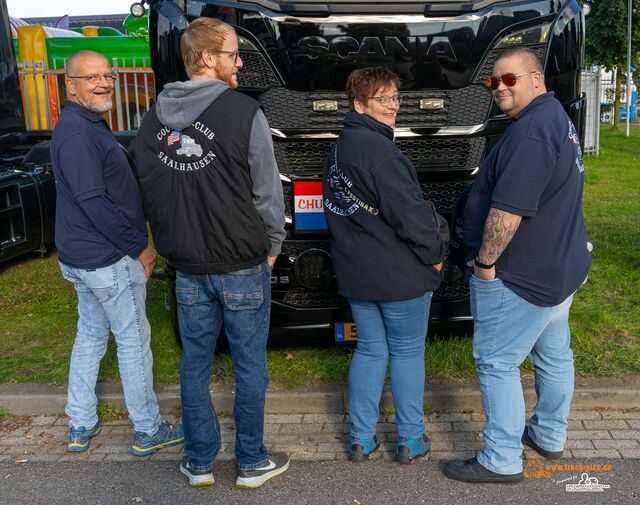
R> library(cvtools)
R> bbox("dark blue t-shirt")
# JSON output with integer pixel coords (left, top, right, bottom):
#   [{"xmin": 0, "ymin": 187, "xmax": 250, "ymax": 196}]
[
  {"xmin": 464, "ymin": 92, "xmax": 591, "ymax": 307},
  {"xmin": 51, "ymin": 100, "xmax": 147, "ymax": 269}
]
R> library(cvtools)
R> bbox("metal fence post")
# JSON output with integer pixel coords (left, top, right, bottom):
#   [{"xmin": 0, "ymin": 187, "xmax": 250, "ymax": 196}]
[
  {"xmin": 112, "ymin": 58, "xmax": 124, "ymax": 131},
  {"xmin": 595, "ymin": 71, "xmax": 601, "ymax": 156},
  {"xmin": 122, "ymin": 58, "xmax": 131, "ymax": 130},
  {"xmin": 42, "ymin": 60, "xmax": 52, "ymax": 130}
]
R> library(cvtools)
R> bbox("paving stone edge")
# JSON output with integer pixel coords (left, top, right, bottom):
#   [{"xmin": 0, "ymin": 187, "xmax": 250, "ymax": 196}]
[{"xmin": 1, "ymin": 377, "xmax": 638, "ymax": 416}]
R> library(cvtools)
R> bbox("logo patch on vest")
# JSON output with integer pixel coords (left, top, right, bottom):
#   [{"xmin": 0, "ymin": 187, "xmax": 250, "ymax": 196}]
[
  {"xmin": 175, "ymin": 135, "xmax": 203, "ymax": 157},
  {"xmin": 155, "ymin": 122, "xmax": 217, "ymax": 172},
  {"xmin": 167, "ymin": 130, "xmax": 181, "ymax": 147}
]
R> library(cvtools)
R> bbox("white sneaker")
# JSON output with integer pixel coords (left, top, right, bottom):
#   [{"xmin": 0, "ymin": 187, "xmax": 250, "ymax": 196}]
[
  {"xmin": 235, "ymin": 452, "xmax": 290, "ymax": 489},
  {"xmin": 180, "ymin": 458, "xmax": 215, "ymax": 487}
]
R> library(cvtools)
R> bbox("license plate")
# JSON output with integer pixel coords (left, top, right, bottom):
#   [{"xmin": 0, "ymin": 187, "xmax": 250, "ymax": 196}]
[{"xmin": 335, "ymin": 322, "xmax": 357, "ymax": 343}]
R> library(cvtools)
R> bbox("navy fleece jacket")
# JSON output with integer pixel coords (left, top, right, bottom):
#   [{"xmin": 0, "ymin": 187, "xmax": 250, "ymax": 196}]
[{"xmin": 322, "ymin": 111, "xmax": 445, "ymax": 301}]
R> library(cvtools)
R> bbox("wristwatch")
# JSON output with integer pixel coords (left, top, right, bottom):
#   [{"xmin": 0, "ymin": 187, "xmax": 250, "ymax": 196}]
[{"xmin": 474, "ymin": 256, "xmax": 496, "ymax": 269}]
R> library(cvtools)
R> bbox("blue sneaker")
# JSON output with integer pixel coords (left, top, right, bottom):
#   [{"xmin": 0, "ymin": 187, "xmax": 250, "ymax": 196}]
[
  {"xmin": 349, "ymin": 434, "xmax": 380, "ymax": 462},
  {"xmin": 130, "ymin": 421, "xmax": 184, "ymax": 457},
  {"xmin": 67, "ymin": 421, "xmax": 102, "ymax": 452},
  {"xmin": 396, "ymin": 433, "xmax": 431, "ymax": 464}
]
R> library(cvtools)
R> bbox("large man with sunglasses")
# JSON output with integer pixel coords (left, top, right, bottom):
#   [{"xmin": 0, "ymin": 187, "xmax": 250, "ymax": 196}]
[
  {"xmin": 443, "ymin": 47, "xmax": 591, "ymax": 483},
  {"xmin": 130, "ymin": 18, "xmax": 287, "ymax": 489},
  {"xmin": 50, "ymin": 50, "xmax": 183, "ymax": 456}
]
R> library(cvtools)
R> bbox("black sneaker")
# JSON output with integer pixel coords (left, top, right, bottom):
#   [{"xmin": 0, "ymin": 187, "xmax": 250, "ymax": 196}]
[
  {"xmin": 235, "ymin": 452, "xmax": 290, "ymax": 489},
  {"xmin": 443, "ymin": 457, "xmax": 523, "ymax": 484},
  {"xmin": 522, "ymin": 429, "xmax": 564, "ymax": 459},
  {"xmin": 179, "ymin": 457, "xmax": 215, "ymax": 487}
]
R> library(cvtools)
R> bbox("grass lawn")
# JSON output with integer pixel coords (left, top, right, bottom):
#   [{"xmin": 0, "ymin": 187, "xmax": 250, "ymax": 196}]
[{"xmin": 0, "ymin": 126, "xmax": 638, "ymax": 387}]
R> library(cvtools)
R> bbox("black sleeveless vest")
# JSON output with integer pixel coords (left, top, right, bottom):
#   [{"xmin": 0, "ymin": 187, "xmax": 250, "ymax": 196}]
[{"xmin": 132, "ymin": 89, "xmax": 270, "ymax": 274}]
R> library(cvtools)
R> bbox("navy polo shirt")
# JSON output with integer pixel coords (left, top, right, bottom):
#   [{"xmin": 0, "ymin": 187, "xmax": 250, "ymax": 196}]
[
  {"xmin": 464, "ymin": 92, "xmax": 591, "ymax": 307},
  {"xmin": 51, "ymin": 100, "xmax": 147, "ymax": 269}
]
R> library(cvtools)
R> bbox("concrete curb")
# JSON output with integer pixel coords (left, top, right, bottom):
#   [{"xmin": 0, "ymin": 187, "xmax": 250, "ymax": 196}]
[{"xmin": 1, "ymin": 377, "xmax": 638, "ymax": 416}]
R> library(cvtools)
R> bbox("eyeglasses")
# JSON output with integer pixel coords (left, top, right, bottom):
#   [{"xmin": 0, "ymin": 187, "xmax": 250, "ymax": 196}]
[
  {"xmin": 211, "ymin": 50, "xmax": 240, "ymax": 64},
  {"xmin": 367, "ymin": 94, "xmax": 402, "ymax": 107},
  {"xmin": 67, "ymin": 73, "xmax": 117, "ymax": 85},
  {"xmin": 485, "ymin": 71, "xmax": 536, "ymax": 90}
]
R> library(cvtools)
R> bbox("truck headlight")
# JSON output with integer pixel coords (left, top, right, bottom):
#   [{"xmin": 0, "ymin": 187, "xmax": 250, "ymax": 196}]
[
  {"xmin": 495, "ymin": 22, "xmax": 553, "ymax": 48},
  {"xmin": 293, "ymin": 249, "xmax": 333, "ymax": 290}
]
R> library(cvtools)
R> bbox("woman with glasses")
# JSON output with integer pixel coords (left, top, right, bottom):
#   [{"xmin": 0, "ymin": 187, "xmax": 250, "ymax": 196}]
[{"xmin": 322, "ymin": 67, "xmax": 446, "ymax": 464}]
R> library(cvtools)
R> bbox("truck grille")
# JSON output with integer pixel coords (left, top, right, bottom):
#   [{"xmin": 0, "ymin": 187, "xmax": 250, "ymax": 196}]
[
  {"xmin": 433, "ymin": 278, "xmax": 469, "ymax": 302},
  {"xmin": 277, "ymin": 237, "xmax": 468, "ymax": 308},
  {"xmin": 283, "ymin": 180, "xmax": 471, "ymax": 219},
  {"xmin": 282, "ymin": 288, "xmax": 343, "ymax": 307},
  {"xmin": 238, "ymin": 52, "xmax": 280, "ymax": 88},
  {"xmin": 281, "ymin": 240, "xmax": 330, "ymax": 257},
  {"xmin": 398, "ymin": 137, "xmax": 486, "ymax": 171},
  {"xmin": 280, "ymin": 279, "xmax": 468, "ymax": 308},
  {"xmin": 420, "ymin": 181, "xmax": 473, "ymax": 214},
  {"xmin": 282, "ymin": 183, "xmax": 293, "ymax": 219},
  {"xmin": 260, "ymin": 86, "xmax": 492, "ymax": 130},
  {"xmin": 274, "ymin": 137, "xmax": 485, "ymax": 177},
  {"xmin": 274, "ymin": 141, "xmax": 331, "ymax": 175}
]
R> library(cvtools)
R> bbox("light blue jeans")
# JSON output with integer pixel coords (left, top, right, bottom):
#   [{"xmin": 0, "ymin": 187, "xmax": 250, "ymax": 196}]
[
  {"xmin": 470, "ymin": 275, "xmax": 574, "ymax": 475},
  {"xmin": 59, "ymin": 256, "xmax": 161, "ymax": 434},
  {"xmin": 176, "ymin": 263, "xmax": 271, "ymax": 472},
  {"xmin": 347, "ymin": 292, "xmax": 432, "ymax": 441}
]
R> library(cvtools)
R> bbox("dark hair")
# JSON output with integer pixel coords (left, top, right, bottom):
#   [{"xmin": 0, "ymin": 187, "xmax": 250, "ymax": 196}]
[
  {"xmin": 346, "ymin": 67, "xmax": 401, "ymax": 110},
  {"xmin": 495, "ymin": 46, "xmax": 544, "ymax": 74}
]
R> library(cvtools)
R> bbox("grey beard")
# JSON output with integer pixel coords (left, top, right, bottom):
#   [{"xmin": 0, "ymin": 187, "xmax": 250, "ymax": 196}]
[{"xmin": 78, "ymin": 97, "xmax": 113, "ymax": 114}]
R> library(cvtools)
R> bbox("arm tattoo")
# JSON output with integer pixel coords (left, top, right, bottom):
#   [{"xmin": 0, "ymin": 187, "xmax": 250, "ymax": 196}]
[{"xmin": 478, "ymin": 208, "xmax": 522, "ymax": 264}]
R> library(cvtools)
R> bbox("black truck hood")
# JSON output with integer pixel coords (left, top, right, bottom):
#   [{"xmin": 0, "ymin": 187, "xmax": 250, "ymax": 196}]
[
  {"xmin": 0, "ymin": 0, "xmax": 27, "ymax": 154},
  {"xmin": 156, "ymin": 0, "xmax": 574, "ymax": 92},
  {"xmin": 150, "ymin": 0, "xmax": 583, "ymax": 133}
]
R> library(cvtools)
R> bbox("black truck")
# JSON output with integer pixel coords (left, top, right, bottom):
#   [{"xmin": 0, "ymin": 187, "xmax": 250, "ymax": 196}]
[
  {"xmin": 144, "ymin": 0, "xmax": 586, "ymax": 340},
  {"xmin": 0, "ymin": 0, "xmax": 56, "ymax": 263}
]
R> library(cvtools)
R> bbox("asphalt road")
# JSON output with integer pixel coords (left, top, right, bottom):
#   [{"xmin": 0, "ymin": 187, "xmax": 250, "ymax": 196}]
[{"xmin": 1, "ymin": 459, "xmax": 638, "ymax": 505}]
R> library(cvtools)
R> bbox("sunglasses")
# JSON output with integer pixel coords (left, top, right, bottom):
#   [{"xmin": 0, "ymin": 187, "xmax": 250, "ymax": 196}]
[{"xmin": 485, "ymin": 71, "xmax": 536, "ymax": 90}]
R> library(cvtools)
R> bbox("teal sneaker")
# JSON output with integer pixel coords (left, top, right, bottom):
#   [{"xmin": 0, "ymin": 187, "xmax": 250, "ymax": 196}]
[
  {"xmin": 396, "ymin": 433, "xmax": 431, "ymax": 464},
  {"xmin": 349, "ymin": 434, "xmax": 380, "ymax": 462},
  {"xmin": 67, "ymin": 421, "xmax": 102, "ymax": 452},
  {"xmin": 130, "ymin": 421, "xmax": 184, "ymax": 457}
]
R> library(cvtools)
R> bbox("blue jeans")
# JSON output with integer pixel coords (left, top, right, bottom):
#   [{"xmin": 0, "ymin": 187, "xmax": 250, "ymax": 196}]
[
  {"xmin": 59, "ymin": 256, "xmax": 161, "ymax": 434},
  {"xmin": 470, "ymin": 275, "xmax": 574, "ymax": 475},
  {"xmin": 347, "ymin": 292, "xmax": 432, "ymax": 440},
  {"xmin": 176, "ymin": 262, "xmax": 271, "ymax": 472}
]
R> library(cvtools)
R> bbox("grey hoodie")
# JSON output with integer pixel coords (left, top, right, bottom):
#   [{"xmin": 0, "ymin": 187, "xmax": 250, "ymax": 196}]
[{"xmin": 155, "ymin": 79, "xmax": 285, "ymax": 256}]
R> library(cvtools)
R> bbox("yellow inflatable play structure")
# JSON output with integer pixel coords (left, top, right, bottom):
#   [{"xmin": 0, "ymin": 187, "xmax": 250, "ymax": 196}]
[{"xmin": 12, "ymin": 14, "xmax": 152, "ymax": 131}]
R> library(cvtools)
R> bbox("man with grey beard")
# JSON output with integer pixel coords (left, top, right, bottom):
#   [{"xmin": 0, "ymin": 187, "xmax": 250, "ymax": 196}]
[{"xmin": 50, "ymin": 50, "xmax": 183, "ymax": 456}]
